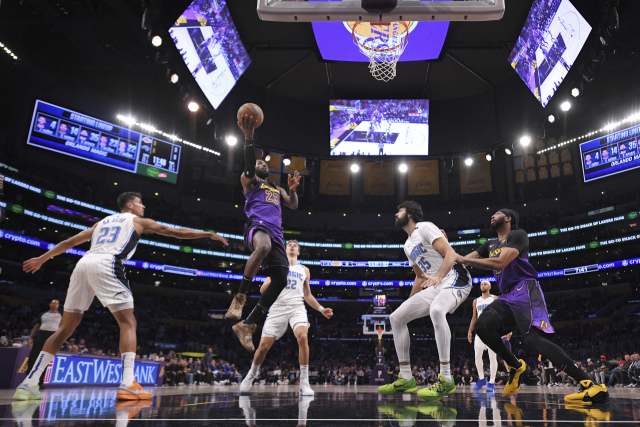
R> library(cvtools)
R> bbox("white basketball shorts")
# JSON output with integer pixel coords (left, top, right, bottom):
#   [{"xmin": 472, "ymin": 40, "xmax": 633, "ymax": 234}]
[
  {"xmin": 262, "ymin": 304, "xmax": 310, "ymax": 340},
  {"xmin": 415, "ymin": 271, "xmax": 472, "ymax": 314},
  {"xmin": 65, "ymin": 254, "xmax": 134, "ymax": 313}
]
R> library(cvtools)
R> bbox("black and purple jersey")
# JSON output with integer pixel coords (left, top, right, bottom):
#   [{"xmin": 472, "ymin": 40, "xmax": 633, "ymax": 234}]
[
  {"xmin": 476, "ymin": 229, "xmax": 538, "ymax": 294},
  {"xmin": 243, "ymin": 178, "xmax": 282, "ymax": 231}
]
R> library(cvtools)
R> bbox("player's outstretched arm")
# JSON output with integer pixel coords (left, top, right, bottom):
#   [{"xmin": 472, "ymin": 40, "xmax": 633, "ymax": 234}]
[
  {"xmin": 239, "ymin": 114, "xmax": 258, "ymax": 193},
  {"xmin": 459, "ymin": 248, "xmax": 519, "ymax": 271},
  {"xmin": 260, "ymin": 277, "xmax": 271, "ymax": 294},
  {"xmin": 137, "ymin": 218, "xmax": 228, "ymax": 246},
  {"xmin": 468, "ymin": 299, "xmax": 478, "ymax": 343},
  {"xmin": 279, "ymin": 171, "xmax": 300, "ymax": 209},
  {"xmin": 303, "ymin": 266, "xmax": 332, "ymax": 319},
  {"xmin": 23, "ymin": 223, "xmax": 99, "ymax": 273}
]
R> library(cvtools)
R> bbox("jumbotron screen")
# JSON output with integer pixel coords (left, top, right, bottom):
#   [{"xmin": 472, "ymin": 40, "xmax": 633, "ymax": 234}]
[
  {"xmin": 170, "ymin": 0, "xmax": 251, "ymax": 109},
  {"xmin": 508, "ymin": 0, "xmax": 591, "ymax": 107},
  {"xmin": 27, "ymin": 100, "xmax": 181, "ymax": 183},
  {"xmin": 580, "ymin": 123, "xmax": 640, "ymax": 183},
  {"xmin": 330, "ymin": 100, "xmax": 429, "ymax": 156}
]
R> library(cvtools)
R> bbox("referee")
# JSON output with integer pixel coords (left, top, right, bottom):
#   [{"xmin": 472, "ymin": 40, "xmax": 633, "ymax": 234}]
[{"xmin": 27, "ymin": 300, "xmax": 62, "ymax": 389}]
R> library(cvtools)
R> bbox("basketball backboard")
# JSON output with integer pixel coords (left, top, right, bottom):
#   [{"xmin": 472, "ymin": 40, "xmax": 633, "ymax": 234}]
[
  {"xmin": 257, "ymin": 0, "xmax": 505, "ymax": 23},
  {"xmin": 362, "ymin": 314, "xmax": 393, "ymax": 335}
]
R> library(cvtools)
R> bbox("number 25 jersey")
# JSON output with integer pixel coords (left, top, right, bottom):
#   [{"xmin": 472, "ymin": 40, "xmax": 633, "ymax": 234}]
[
  {"xmin": 86, "ymin": 212, "xmax": 140, "ymax": 260},
  {"xmin": 404, "ymin": 221, "xmax": 459, "ymax": 280}
]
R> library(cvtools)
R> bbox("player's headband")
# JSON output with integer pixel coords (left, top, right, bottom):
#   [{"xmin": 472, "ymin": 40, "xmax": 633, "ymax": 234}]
[{"xmin": 498, "ymin": 209, "xmax": 519, "ymax": 229}]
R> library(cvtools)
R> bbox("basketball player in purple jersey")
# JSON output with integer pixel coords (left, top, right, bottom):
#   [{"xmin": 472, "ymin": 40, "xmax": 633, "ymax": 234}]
[
  {"xmin": 227, "ymin": 114, "xmax": 301, "ymax": 352},
  {"xmin": 457, "ymin": 209, "xmax": 609, "ymax": 404}
]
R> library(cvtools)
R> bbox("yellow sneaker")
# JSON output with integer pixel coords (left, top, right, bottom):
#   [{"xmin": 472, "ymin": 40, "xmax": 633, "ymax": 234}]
[
  {"xmin": 564, "ymin": 380, "xmax": 609, "ymax": 404},
  {"xmin": 503, "ymin": 359, "xmax": 529, "ymax": 397},
  {"xmin": 565, "ymin": 403, "xmax": 611, "ymax": 423}
]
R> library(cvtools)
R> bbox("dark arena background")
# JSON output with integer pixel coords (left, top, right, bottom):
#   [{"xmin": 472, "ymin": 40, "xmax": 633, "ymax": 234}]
[{"xmin": 1, "ymin": 0, "xmax": 640, "ymax": 425}]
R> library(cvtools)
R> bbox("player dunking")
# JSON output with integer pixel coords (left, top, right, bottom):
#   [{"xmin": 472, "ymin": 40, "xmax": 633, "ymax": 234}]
[
  {"xmin": 240, "ymin": 240, "xmax": 333, "ymax": 395},
  {"xmin": 14, "ymin": 192, "xmax": 228, "ymax": 401},
  {"xmin": 378, "ymin": 201, "xmax": 471, "ymax": 400},
  {"xmin": 468, "ymin": 280, "xmax": 498, "ymax": 393},
  {"xmin": 457, "ymin": 209, "xmax": 609, "ymax": 403},
  {"xmin": 227, "ymin": 114, "xmax": 301, "ymax": 352}
]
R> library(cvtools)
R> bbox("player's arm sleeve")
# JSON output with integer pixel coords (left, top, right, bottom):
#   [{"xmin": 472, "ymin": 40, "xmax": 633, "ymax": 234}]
[
  {"xmin": 475, "ymin": 241, "xmax": 490, "ymax": 258},
  {"xmin": 243, "ymin": 137, "xmax": 256, "ymax": 178},
  {"xmin": 416, "ymin": 222, "xmax": 445, "ymax": 245},
  {"xmin": 504, "ymin": 229, "xmax": 529, "ymax": 254}
]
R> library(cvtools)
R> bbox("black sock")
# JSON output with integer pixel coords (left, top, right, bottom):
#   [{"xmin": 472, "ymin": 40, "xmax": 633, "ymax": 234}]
[
  {"xmin": 238, "ymin": 276, "xmax": 253, "ymax": 295},
  {"xmin": 245, "ymin": 304, "xmax": 267, "ymax": 326},
  {"xmin": 523, "ymin": 328, "xmax": 590, "ymax": 383},
  {"xmin": 474, "ymin": 310, "xmax": 522, "ymax": 369}
]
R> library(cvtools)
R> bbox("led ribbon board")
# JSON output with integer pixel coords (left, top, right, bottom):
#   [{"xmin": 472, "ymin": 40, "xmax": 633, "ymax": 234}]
[{"xmin": 27, "ymin": 100, "xmax": 181, "ymax": 183}]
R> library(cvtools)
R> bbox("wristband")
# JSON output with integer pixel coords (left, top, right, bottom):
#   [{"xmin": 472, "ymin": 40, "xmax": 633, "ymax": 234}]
[{"xmin": 317, "ymin": 306, "xmax": 325, "ymax": 312}]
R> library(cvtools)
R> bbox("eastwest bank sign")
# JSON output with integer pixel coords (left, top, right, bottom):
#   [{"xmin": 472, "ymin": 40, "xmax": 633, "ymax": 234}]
[{"xmin": 43, "ymin": 355, "xmax": 159, "ymax": 386}]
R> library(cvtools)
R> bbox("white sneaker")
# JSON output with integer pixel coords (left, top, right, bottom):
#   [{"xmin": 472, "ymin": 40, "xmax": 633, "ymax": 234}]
[
  {"xmin": 299, "ymin": 381, "xmax": 314, "ymax": 396},
  {"xmin": 240, "ymin": 375, "xmax": 255, "ymax": 393}
]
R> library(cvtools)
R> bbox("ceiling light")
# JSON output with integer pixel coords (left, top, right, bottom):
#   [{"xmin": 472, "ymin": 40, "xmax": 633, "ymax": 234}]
[
  {"xmin": 485, "ymin": 153, "xmax": 492, "ymax": 162},
  {"xmin": 399, "ymin": 163, "xmax": 408, "ymax": 173},
  {"xmin": 505, "ymin": 148, "xmax": 512, "ymax": 155},
  {"xmin": 188, "ymin": 102, "xmax": 199, "ymax": 112},
  {"xmin": 548, "ymin": 114, "xmax": 556, "ymax": 123},
  {"xmin": 226, "ymin": 135, "xmax": 237, "ymax": 146},
  {"xmin": 520, "ymin": 135, "xmax": 531, "ymax": 146},
  {"xmin": 560, "ymin": 101, "xmax": 571, "ymax": 112},
  {"xmin": 283, "ymin": 155, "xmax": 292, "ymax": 166},
  {"xmin": 464, "ymin": 157, "xmax": 473, "ymax": 166},
  {"xmin": 167, "ymin": 69, "xmax": 179, "ymax": 84},
  {"xmin": 571, "ymin": 87, "xmax": 580, "ymax": 97},
  {"xmin": 151, "ymin": 35, "xmax": 162, "ymax": 47},
  {"xmin": 351, "ymin": 163, "xmax": 360, "ymax": 172}
]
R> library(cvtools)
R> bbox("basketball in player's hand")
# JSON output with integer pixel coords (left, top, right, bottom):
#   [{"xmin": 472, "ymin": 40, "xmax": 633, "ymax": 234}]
[{"xmin": 237, "ymin": 103, "xmax": 264, "ymax": 128}]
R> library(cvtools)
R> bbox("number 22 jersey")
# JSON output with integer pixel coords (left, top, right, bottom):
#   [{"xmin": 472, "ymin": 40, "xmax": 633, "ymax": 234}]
[{"xmin": 403, "ymin": 221, "xmax": 469, "ymax": 286}]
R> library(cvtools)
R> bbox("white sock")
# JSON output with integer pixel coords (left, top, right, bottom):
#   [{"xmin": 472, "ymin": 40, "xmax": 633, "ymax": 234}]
[
  {"xmin": 249, "ymin": 362, "xmax": 260, "ymax": 377},
  {"xmin": 24, "ymin": 351, "xmax": 55, "ymax": 387},
  {"xmin": 121, "ymin": 352, "xmax": 136, "ymax": 386},
  {"xmin": 300, "ymin": 365, "xmax": 309, "ymax": 382},
  {"xmin": 400, "ymin": 365, "xmax": 412, "ymax": 380},
  {"xmin": 440, "ymin": 363, "xmax": 451, "ymax": 382}
]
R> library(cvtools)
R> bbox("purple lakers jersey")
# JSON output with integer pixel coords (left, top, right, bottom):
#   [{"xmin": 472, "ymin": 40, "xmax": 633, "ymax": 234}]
[
  {"xmin": 476, "ymin": 229, "xmax": 538, "ymax": 294},
  {"xmin": 244, "ymin": 178, "xmax": 282, "ymax": 229}
]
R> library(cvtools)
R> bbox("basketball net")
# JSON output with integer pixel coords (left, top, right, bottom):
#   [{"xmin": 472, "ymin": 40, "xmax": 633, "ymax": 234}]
[
  {"xmin": 376, "ymin": 328, "xmax": 384, "ymax": 347},
  {"xmin": 352, "ymin": 21, "xmax": 409, "ymax": 82}
]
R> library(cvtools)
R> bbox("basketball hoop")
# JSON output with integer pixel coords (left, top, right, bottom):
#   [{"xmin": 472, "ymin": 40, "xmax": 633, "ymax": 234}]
[{"xmin": 352, "ymin": 21, "xmax": 409, "ymax": 82}]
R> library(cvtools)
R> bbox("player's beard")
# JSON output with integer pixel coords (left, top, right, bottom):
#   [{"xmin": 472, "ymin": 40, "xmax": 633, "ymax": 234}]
[
  {"xmin": 490, "ymin": 216, "xmax": 505, "ymax": 230},
  {"xmin": 395, "ymin": 215, "xmax": 409, "ymax": 228},
  {"xmin": 256, "ymin": 168, "xmax": 270, "ymax": 179}
]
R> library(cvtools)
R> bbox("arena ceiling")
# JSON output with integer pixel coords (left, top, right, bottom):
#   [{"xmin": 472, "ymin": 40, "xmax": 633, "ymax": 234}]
[{"xmin": 1, "ymin": 0, "xmax": 639, "ymax": 156}]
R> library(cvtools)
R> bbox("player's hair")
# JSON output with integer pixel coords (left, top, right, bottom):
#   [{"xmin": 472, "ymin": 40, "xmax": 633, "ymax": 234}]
[
  {"xmin": 499, "ymin": 209, "xmax": 520, "ymax": 230},
  {"xmin": 397, "ymin": 201, "xmax": 423, "ymax": 223},
  {"xmin": 117, "ymin": 192, "xmax": 142, "ymax": 211}
]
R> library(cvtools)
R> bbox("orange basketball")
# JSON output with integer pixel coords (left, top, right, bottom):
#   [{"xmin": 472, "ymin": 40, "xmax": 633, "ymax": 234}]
[{"xmin": 237, "ymin": 103, "xmax": 264, "ymax": 128}]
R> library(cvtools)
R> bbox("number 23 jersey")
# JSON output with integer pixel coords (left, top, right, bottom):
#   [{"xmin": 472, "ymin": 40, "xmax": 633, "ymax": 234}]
[
  {"xmin": 86, "ymin": 212, "xmax": 140, "ymax": 260},
  {"xmin": 403, "ymin": 221, "xmax": 466, "ymax": 283}
]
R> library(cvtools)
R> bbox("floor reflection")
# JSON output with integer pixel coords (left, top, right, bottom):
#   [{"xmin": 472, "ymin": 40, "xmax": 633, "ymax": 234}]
[{"xmin": 1, "ymin": 386, "xmax": 637, "ymax": 426}]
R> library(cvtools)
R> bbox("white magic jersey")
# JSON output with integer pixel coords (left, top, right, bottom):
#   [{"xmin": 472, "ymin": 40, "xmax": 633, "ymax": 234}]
[
  {"xmin": 273, "ymin": 264, "xmax": 306, "ymax": 307},
  {"xmin": 404, "ymin": 221, "xmax": 454, "ymax": 278},
  {"xmin": 86, "ymin": 213, "xmax": 140, "ymax": 260},
  {"xmin": 476, "ymin": 295, "xmax": 496, "ymax": 317}
]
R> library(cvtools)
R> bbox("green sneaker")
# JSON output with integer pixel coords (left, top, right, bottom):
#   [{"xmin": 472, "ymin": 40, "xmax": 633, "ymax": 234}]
[
  {"xmin": 417, "ymin": 401, "xmax": 458, "ymax": 424},
  {"xmin": 417, "ymin": 374, "xmax": 456, "ymax": 401},
  {"xmin": 378, "ymin": 402, "xmax": 419, "ymax": 423},
  {"xmin": 378, "ymin": 374, "xmax": 418, "ymax": 395},
  {"xmin": 12, "ymin": 384, "xmax": 43, "ymax": 401}
]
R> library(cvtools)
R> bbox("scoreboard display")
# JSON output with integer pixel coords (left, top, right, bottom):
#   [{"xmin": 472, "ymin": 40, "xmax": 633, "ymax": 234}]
[
  {"xmin": 580, "ymin": 123, "xmax": 640, "ymax": 183},
  {"xmin": 27, "ymin": 100, "xmax": 181, "ymax": 184}
]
